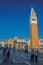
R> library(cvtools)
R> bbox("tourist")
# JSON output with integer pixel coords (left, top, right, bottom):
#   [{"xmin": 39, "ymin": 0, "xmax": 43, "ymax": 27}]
[
  {"xmin": 34, "ymin": 50, "xmax": 38, "ymax": 62},
  {"xmin": 7, "ymin": 50, "xmax": 10, "ymax": 60},
  {"xmin": 3, "ymin": 48, "xmax": 6, "ymax": 57},
  {"xmin": 31, "ymin": 49, "xmax": 34, "ymax": 62}
]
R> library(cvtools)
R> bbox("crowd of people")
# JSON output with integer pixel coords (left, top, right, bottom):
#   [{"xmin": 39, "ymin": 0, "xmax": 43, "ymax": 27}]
[{"xmin": 2, "ymin": 47, "xmax": 39, "ymax": 63}]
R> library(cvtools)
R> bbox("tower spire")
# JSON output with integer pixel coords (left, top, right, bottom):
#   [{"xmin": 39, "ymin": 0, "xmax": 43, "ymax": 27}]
[
  {"xmin": 30, "ymin": 7, "xmax": 37, "ymax": 24},
  {"xmin": 31, "ymin": 7, "xmax": 36, "ymax": 17}
]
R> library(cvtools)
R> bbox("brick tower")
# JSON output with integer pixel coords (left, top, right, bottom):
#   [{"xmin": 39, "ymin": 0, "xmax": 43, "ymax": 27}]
[{"xmin": 29, "ymin": 8, "xmax": 40, "ymax": 49}]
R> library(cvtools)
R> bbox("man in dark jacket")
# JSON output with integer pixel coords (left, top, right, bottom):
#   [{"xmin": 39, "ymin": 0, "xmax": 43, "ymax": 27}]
[
  {"xmin": 31, "ymin": 49, "xmax": 35, "ymax": 62},
  {"xmin": 7, "ymin": 50, "xmax": 10, "ymax": 60}
]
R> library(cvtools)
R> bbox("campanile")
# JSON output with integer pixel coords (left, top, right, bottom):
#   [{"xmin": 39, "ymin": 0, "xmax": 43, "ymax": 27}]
[{"xmin": 29, "ymin": 8, "xmax": 40, "ymax": 49}]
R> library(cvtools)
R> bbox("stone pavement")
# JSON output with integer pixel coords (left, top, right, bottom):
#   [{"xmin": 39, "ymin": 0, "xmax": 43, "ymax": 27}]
[{"xmin": 0, "ymin": 49, "xmax": 43, "ymax": 65}]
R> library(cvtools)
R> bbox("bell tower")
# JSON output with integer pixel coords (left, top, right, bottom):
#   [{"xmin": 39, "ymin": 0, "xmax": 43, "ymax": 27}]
[{"xmin": 29, "ymin": 8, "xmax": 40, "ymax": 49}]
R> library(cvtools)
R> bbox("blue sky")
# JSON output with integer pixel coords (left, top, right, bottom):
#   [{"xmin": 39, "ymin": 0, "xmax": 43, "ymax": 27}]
[{"xmin": 0, "ymin": 0, "xmax": 43, "ymax": 40}]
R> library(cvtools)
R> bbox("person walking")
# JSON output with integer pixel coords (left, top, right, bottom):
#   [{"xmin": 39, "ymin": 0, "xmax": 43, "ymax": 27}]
[
  {"xmin": 3, "ymin": 48, "xmax": 6, "ymax": 57},
  {"xmin": 7, "ymin": 50, "xmax": 10, "ymax": 61},
  {"xmin": 31, "ymin": 49, "xmax": 35, "ymax": 62},
  {"xmin": 3, "ymin": 48, "xmax": 7, "ymax": 57},
  {"xmin": 34, "ymin": 50, "xmax": 38, "ymax": 62},
  {"xmin": 3, "ymin": 48, "xmax": 7, "ymax": 62}
]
